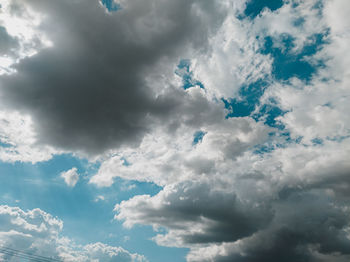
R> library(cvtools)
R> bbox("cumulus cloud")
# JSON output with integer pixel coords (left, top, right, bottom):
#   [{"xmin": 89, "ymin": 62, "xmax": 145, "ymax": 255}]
[
  {"xmin": 111, "ymin": 0, "xmax": 350, "ymax": 261},
  {"xmin": 0, "ymin": 0, "xmax": 228, "ymax": 156},
  {"xmin": 0, "ymin": 0, "xmax": 52, "ymax": 74},
  {"xmin": 60, "ymin": 167, "xmax": 80, "ymax": 187},
  {"xmin": 90, "ymin": 115, "xmax": 271, "ymax": 186},
  {"xmin": 184, "ymin": 189, "xmax": 350, "ymax": 262},
  {"xmin": 1, "ymin": 0, "xmax": 350, "ymax": 261},
  {"xmin": 116, "ymin": 137, "xmax": 350, "ymax": 261},
  {"xmin": 0, "ymin": 205, "xmax": 147, "ymax": 262},
  {"xmin": 0, "ymin": 111, "xmax": 57, "ymax": 163},
  {"xmin": 192, "ymin": 5, "xmax": 272, "ymax": 98},
  {"xmin": 115, "ymin": 181, "xmax": 273, "ymax": 246}
]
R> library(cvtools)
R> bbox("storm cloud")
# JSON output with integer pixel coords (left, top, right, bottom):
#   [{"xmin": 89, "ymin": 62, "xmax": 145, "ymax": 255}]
[
  {"xmin": 116, "ymin": 181, "xmax": 273, "ymax": 245},
  {"xmin": 0, "ymin": 0, "xmax": 226, "ymax": 155}
]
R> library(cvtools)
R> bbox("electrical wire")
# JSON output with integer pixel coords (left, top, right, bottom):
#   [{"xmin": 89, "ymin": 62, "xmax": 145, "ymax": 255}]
[{"xmin": 0, "ymin": 246, "xmax": 62, "ymax": 262}]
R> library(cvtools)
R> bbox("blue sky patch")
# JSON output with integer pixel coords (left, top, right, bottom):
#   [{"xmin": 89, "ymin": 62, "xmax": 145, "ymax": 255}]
[
  {"xmin": 244, "ymin": 0, "xmax": 284, "ymax": 19},
  {"xmin": 260, "ymin": 33, "xmax": 327, "ymax": 82},
  {"xmin": 193, "ymin": 131, "xmax": 206, "ymax": 145},
  {"xmin": 223, "ymin": 79, "xmax": 269, "ymax": 118},
  {"xmin": 252, "ymin": 99, "xmax": 287, "ymax": 129},
  {"xmin": 311, "ymin": 137, "xmax": 323, "ymax": 145},
  {"xmin": 253, "ymin": 130, "xmax": 304, "ymax": 155},
  {"xmin": 0, "ymin": 141, "xmax": 13, "ymax": 148},
  {"xmin": 176, "ymin": 59, "xmax": 204, "ymax": 90},
  {"xmin": 121, "ymin": 157, "xmax": 131, "ymax": 166},
  {"xmin": 101, "ymin": 0, "xmax": 120, "ymax": 12}
]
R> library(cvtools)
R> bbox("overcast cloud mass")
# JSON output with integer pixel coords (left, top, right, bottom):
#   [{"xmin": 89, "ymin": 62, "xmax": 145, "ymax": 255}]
[{"xmin": 0, "ymin": 0, "xmax": 350, "ymax": 261}]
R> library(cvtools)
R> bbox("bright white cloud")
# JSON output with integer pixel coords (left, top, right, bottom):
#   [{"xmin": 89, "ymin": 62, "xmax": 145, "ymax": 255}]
[
  {"xmin": 90, "ymin": 115, "xmax": 272, "ymax": 187},
  {"xmin": 60, "ymin": 167, "xmax": 80, "ymax": 188},
  {"xmin": 192, "ymin": 7, "xmax": 272, "ymax": 99},
  {"xmin": 0, "ymin": 111, "xmax": 57, "ymax": 163},
  {"xmin": 0, "ymin": 205, "xmax": 147, "ymax": 262},
  {"xmin": 0, "ymin": 0, "xmax": 52, "ymax": 75}
]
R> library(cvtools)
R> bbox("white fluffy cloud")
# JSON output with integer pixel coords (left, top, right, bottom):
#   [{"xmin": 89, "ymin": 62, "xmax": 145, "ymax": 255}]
[
  {"xmin": 192, "ymin": 6, "xmax": 272, "ymax": 99},
  {"xmin": 60, "ymin": 167, "xmax": 80, "ymax": 188},
  {"xmin": 0, "ymin": 205, "xmax": 147, "ymax": 262},
  {"xmin": 0, "ymin": 111, "xmax": 57, "ymax": 163},
  {"xmin": 90, "ymin": 113, "xmax": 272, "ymax": 187}
]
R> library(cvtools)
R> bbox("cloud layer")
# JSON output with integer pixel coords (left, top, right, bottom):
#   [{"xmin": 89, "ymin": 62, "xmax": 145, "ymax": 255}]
[
  {"xmin": 0, "ymin": 0, "xmax": 227, "ymax": 155},
  {"xmin": 0, "ymin": 0, "xmax": 350, "ymax": 261}
]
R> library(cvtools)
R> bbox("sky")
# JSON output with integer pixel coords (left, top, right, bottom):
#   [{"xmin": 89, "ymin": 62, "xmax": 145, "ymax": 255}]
[{"xmin": 0, "ymin": 0, "xmax": 349, "ymax": 261}]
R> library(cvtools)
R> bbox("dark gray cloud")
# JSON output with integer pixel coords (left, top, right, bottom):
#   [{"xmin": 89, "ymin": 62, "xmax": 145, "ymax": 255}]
[
  {"xmin": 0, "ymin": 0, "xmax": 226, "ymax": 155},
  {"xmin": 117, "ymin": 170, "xmax": 350, "ymax": 262},
  {"xmin": 214, "ymin": 190, "xmax": 350, "ymax": 262},
  {"xmin": 0, "ymin": 26, "xmax": 18, "ymax": 55},
  {"xmin": 116, "ymin": 181, "xmax": 273, "ymax": 244}
]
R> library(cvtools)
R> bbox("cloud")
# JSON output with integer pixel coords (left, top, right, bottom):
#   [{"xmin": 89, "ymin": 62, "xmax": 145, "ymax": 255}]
[
  {"xmin": 0, "ymin": 110, "xmax": 57, "ymax": 163},
  {"xmin": 192, "ymin": 6, "xmax": 272, "ymax": 99},
  {"xmin": 0, "ymin": 0, "xmax": 52, "ymax": 74},
  {"xmin": 0, "ymin": 0, "xmax": 228, "ymax": 156},
  {"xmin": 1, "ymin": 0, "xmax": 350, "ymax": 261},
  {"xmin": 116, "ymin": 138, "xmax": 350, "ymax": 260},
  {"xmin": 90, "ymin": 115, "xmax": 271, "ymax": 186},
  {"xmin": 0, "ymin": 205, "xmax": 147, "ymax": 262},
  {"xmin": 115, "ymin": 181, "xmax": 273, "ymax": 246},
  {"xmin": 94, "ymin": 195, "xmax": 105, "ymax": 202},
  {"xmin": 0, "ymin": 26, "xmax": 18, "ymax": 56},
  {"xmin": 185, "ymin": 190, "xmax": 350, "ymax": 262},
  {"xmin": 60, "ymin": 167, "xmax": 80, "ymax": 187},
  {"xmin": 111, "ymin": 1, "xmax": 350, "ymax": 261}
]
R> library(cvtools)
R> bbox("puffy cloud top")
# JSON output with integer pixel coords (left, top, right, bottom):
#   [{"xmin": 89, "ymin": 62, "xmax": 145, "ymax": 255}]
[{"xmin": 0, "ymin": 205, "xmax": 147, "ymax": 262}]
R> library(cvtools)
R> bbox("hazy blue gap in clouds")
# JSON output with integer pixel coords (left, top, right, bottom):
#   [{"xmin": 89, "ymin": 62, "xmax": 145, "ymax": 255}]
[
  {"xmin": 101, "ymin": 0, "xmax": 120, "ymax": 11},
  {"xmin": 193, "ymin": 130, "xmax": 206, "ymax": 145},
  {"xmin": 176, "ymin": 59, "xmax": 204, "ymax": 90},
  {"xmin": 0, "ymin": 141, "xmax": 13, "ymax": 148},
  {"xmin": 260, "ymin": 32, "xmax": 328, "ymax": 82},
  {"xmin": 223, "ymin": 79, "xmax": 269, "ymax": 118},
  {"xmin": 252, "ymin": 131, "xmax": 302, "ymax": 155},
  {"xmin": 242, "ymin": 0, "xmax": 284, "ymax": 19},
  {"xmin": 252, "ymin": 99, "xmax": 287, "ymax": 129}
]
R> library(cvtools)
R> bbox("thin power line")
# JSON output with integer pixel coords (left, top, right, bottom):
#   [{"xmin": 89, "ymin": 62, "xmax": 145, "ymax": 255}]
[
  {"xmin": 0, "ymin": 249, "xmax": 51, "ymax": 262},
  {"xmin": 0, "ymin": 249, "xmax": 56, "ymax": 262},
  {"xmin": 0, "ymin": 246, "xmax": 62, "ymax": 262},
  {"xmin": 0, "ymin": 248, "xmax": 58, "ymax": 262}
]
